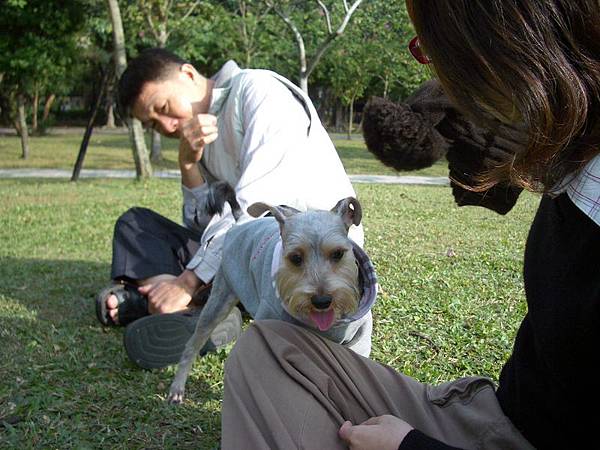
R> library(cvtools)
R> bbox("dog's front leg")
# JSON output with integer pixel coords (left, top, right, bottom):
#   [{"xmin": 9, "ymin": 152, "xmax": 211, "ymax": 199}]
[{"xmin": 168, "ymin": 272, "xmax": 238, "ymax": 405}]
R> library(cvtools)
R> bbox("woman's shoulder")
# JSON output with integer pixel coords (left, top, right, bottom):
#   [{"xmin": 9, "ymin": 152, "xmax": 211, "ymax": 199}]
[{"xmin": 565, "ymin": 153, "xmax": 600, "ymax": 227}]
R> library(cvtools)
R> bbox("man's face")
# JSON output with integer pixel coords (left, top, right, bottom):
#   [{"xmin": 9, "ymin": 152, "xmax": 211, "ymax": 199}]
[{"xmin": 132, "ymin": 65, "xmax": 203, "ymax": 138}]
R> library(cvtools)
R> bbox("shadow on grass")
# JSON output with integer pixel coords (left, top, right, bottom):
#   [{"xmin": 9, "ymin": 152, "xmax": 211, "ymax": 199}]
[
  {"xmin": 0, "ymin": 257, "xmax": 224, "ymax": 448},
  {"xmin": 0, "ymin": 257, "xmax": 108, "ymax": 319}
]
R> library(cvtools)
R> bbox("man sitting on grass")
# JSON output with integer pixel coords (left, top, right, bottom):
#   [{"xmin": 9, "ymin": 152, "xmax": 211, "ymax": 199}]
[{"xmin": 95, "ymin": 48, "xmax": 364, "ymax": 368}]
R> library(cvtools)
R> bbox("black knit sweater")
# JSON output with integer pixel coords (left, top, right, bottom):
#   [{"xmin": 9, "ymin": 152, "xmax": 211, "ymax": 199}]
[
  {"xmin": 363, "ymin": 82, "xmax": 600, "ymax": 448},
  {"xmin": 496, "ymin": 192, "xmax": 600, "ymax": 448},
  {"xmin": 399, "ymin": 193, "xmax": 600, "ymax": 449}
]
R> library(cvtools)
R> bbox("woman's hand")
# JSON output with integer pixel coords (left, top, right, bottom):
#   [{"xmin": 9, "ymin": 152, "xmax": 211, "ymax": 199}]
[{"xmin": 338, "ymin": 415, "xmax": 414, "ymax": 450}]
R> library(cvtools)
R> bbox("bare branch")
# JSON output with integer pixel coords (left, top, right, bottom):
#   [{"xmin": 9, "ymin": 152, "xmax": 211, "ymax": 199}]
[
  {"xmin": 161, "ymin": 0, "xmax": 171, "ymax": 20},
  {"xmin": 154, "ymin": 0, "xmax": 170, "ymax": 45},
  {"xmin": 305, "ymin": 0, "xmax": 363, "ymax": 78},
  {"xmin": 144, "ymin": 8, "xmax": 162, "ymax": 43},
  {"xmin": 268, "ymin": 0, "xmax": 363, "ymax": 91},
  {"xmin": 316, "ymin": 0, "xmax": 332, "ymax": 35},
  {"xmin": 336, "ymin": 0, "xmax": 363, "ymax": 36},
  {"xmin": 239, "ymin": 1, "xmax": 273, "ymax": 66},
  {"xmin": 259, "ymin": 4, "xmax": 273, "ymax": 20},
  {"xmin": 305, "ymin": 34, "xmax": 335, "ymax": 78},
  {"xmin": 181, "ymin": 0, "xmax": 200, "ymax": 22},
  {"xmin": 239, "ymin": 0, "xmax": 248, "ymax": 42},
  {"xmin": 267, "ymin": 1, "xmax": 307, "ymax": 74}
]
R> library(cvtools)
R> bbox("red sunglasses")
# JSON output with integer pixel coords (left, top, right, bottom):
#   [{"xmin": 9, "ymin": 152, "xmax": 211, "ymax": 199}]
[{"xmin": 409, "ymin": 36, "xmax": 432, "ymax": 64}]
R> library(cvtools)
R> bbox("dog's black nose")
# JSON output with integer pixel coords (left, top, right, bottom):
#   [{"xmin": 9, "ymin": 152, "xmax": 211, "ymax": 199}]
[{"xmin": 311, "ymin": 295, "xmax": 332, "ymax": 310}]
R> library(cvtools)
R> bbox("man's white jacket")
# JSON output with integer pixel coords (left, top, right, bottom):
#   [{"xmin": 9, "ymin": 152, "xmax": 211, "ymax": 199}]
[{"xmin": 182, "ymin": 61, "xmax": 363, "ymax": 283}]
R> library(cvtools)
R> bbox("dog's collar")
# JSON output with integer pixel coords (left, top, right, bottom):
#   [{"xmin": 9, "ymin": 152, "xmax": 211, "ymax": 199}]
[
  {"xmin": 270, "ymin": 239, "xmax": 377, "ymax": 326},
  {"xmin": 347, "ymin": 242, "xmax": 378, "ymax": 322},
  {"xmin": 271, "ymin": 239, "xmax": 283, "ymax": 279}
]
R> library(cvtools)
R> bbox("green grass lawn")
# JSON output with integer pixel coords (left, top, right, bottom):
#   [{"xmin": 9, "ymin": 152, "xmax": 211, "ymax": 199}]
[
  {"xmin": 0, "ymin": 178, "xmax": 538, "ymax": 448},
  {"xmin": 0, "ymin": 131, "xmax": 449, "ymax": 177}
]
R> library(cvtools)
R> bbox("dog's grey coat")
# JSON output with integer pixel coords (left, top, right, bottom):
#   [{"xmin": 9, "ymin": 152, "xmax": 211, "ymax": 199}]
[{"xmin": 222, "ymin": 217, "xmax": 376, "ymax": 356}]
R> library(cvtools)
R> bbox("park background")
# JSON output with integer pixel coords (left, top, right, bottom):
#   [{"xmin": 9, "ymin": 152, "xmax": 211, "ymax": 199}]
[{"xmin": 0, "ymin": 1, "xmax": 536, "ymax": 448}]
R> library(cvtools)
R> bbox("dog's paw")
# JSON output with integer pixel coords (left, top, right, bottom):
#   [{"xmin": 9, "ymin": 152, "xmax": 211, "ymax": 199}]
[{"xmin": 167, "ymin": 387, "xmax": 185, "ymax": 405}]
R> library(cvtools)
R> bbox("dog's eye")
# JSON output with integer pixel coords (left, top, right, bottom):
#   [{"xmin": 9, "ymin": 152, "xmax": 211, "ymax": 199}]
[
  {"xmin": 330, "ymin": 249, "xmax": 345, "ymax": 262},
  {"xmin": 288, "ymin": 253, "xmax": 303, "ymax": 267}
]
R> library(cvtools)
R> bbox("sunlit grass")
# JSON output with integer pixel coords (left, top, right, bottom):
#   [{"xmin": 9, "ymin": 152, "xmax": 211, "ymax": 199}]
[
  {"xmin": 0, "ymin": 131, "xmax": 448, "ymax": 177},
  {"xmin": 0, "ymin": 178, "xmax": 537, "ymax": 448}
]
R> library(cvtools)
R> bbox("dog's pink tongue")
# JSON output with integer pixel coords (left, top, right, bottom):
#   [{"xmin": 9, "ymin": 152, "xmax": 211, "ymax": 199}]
[{"xmin": 310, "ymin": 309, "xmax": 336, "ymax": 331}]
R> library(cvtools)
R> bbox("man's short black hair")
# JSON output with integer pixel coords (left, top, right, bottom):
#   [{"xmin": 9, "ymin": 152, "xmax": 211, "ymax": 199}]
[{"xmin": 117, "ymin": 48, "xmax": 189, "ymax": 116}]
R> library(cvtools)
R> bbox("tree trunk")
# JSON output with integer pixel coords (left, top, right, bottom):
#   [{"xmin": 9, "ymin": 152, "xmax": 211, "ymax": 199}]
[
  {"xmin": 315, "ymin": 87, "xmax": 331, "ymax": 127},
  {"xmin": 383, "ymin": 76, "xmax": 389, "ymax": 100},
  {"xmin": 103, "ymin": 77, "xmax": 116, "ymax": 128},
  {"xmin": 151, "ymin": 129, "xmax": 162, "ymax": 162},
  {"xmin": 276, "ymin": 0, "xmax": 364, "ymax": 93},
  {"xmin": 105, "ymin": 102, "xmax": 116, "ymax": 128},
  {"xmin": 72, "ymin": 68, "xmax": 111, "ymax": 181},
  {"xmin": 150, "ymin": 34, "xmax": 168, "ymax": 162},
  {"xmin": 335, "ymin": 100, "xmax": 344, "ymax": 132},
  {"xmin": 32, "ymin": 85, "xmax": 39, "ymax": 132},
  {"xmin": 17, "ymin": 94, "xmax": 30, "ymax": 159},
  {"xmin": 42, "ymin": 94, "xmax": 56, "ymax": 123},
  {"xmin": 106, "ymin": 0, "xmax": 152, "ymax": 178},
  {"xmin": 129, "ymin": 120, "xmax": 152, "ymax": 177},
  {"xmin": 300, "ymin": 75, "xmax": 308, "ymax": 94},
  {"xmin": 347, "ymin": 99, "xmax": 355, "ymax": 141}
]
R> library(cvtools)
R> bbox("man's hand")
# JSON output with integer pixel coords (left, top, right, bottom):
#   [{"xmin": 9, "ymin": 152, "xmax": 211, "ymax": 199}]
[
  {"xmin": 138, "ymin": 270, "xmax": 202, "ymax": 314},
  {"xmin": 178, "ymin": 114, "xmax": 219, "ymax": 166},
  {"xmin": 338, "ymin": 415, "xmax": 414, "ymax": 450}
]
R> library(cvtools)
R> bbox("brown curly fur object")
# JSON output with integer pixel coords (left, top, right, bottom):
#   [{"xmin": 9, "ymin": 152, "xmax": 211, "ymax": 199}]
[
  {"xmin": 362, "ymin": 80, "xmax": 527, "ymax": 215},
  {"xmin": 362, "ymin": 96, "xmax": 449, "ymax": 171}
]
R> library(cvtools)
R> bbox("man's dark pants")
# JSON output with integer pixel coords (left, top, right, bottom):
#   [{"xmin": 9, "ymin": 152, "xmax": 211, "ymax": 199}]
[{"xmin": 111, "ymin": 207, "xmax": 203, "ymax": 283}]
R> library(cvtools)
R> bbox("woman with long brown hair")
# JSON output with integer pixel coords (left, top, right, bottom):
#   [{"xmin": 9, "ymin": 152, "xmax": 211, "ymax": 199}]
[{"xmin": 220, "ymin": 1, "xmax": 600, "ymax": 448}]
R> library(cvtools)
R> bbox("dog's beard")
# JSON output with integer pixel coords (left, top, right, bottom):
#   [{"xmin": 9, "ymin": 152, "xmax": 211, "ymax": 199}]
[{"xmin": 276, "ymin": 259, "xmax": 360, "ymax": 331}]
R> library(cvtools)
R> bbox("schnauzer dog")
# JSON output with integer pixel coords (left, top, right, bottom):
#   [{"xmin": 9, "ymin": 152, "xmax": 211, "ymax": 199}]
[{"xmin": 167, "ymin": 183, "xmax": 377, "ymax": 404}]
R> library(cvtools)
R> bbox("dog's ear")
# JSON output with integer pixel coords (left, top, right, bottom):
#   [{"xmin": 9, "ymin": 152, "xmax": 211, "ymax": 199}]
[
  {"xmin": 331, "ymin": 197, "xmax": 362, "ymax": 229},
  {"xmin": 247, "ymin": 202, "xmax": 272, "ymax": 218},
  {"xmin": 247, "ymin": 202, "xmax": 301, "ymax": 226}
]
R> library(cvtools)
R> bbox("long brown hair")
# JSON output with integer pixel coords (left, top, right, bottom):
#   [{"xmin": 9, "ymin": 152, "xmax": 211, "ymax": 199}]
[{"xmin": 408, "ymin": 0, "xmax": 600, "ymax": 192}]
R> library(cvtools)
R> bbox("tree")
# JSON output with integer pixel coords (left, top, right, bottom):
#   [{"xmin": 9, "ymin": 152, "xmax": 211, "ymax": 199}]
[
  {"xmin": 0, "ymin": 0, "xmax": 86, "ymax": 158},
  {"xmin": 126, "ymin": 0, "xmax": 202, "ymax": 161},
  {"xmin": 228, "ymin": 0, "xmax": 274, "ymax": 67},
  {"xmin": 326, "ymin": 34, "xmax": 373, "ymax": 138},
  {"xmin": 106, "ymin": 0, "xmax": 153, "ymax": 178},
  {"xmin": 265, "ymin": 0, "xmax": 364, "ymax": 93},
  {"xmin": 317, "ymin": 0, "xmax": 429, "ymax": 133},
  {"xmin": 83, "ymin": 2, "xmax": 119, "ymax": 129},
  {"xmin": 358, "ymin": 1, "xmax": 429, "ymax": 100}
]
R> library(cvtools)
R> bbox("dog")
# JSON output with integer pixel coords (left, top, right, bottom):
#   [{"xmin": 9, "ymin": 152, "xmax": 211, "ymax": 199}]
[{"xmin": 167, "ymin": 182, "xmax": 377, "ymax": 404}]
